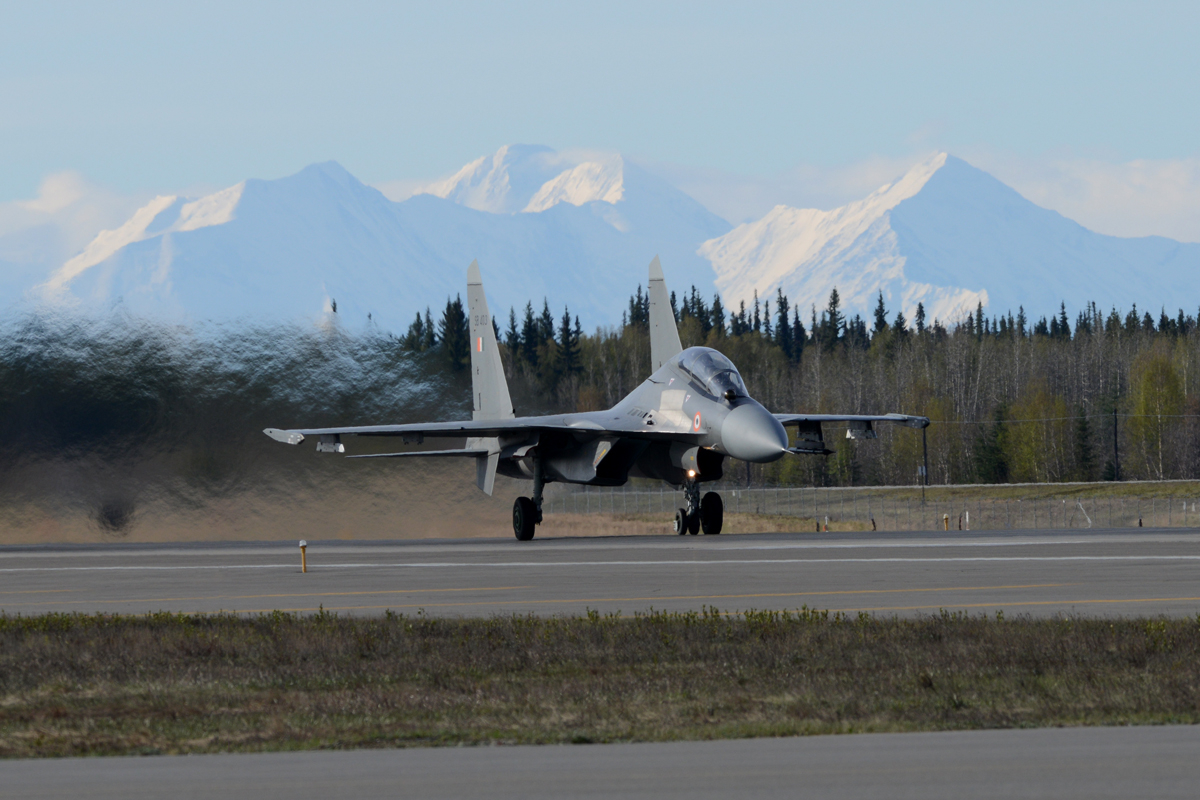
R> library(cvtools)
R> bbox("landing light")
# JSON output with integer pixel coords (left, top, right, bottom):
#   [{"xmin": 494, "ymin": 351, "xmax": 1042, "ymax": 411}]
[{"xmin": 687, "ymin": 469, "xmax": 696, "ymax": 478}]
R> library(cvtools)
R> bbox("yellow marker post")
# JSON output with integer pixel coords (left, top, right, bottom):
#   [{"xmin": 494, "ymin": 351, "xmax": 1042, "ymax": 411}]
[
  {"xmin": 942, "ymin": 514, "xmax": 949, "ymax": 531},
  {"xmin": 299, "ymin": 540, "xmax": 307, "ymax": 573}
]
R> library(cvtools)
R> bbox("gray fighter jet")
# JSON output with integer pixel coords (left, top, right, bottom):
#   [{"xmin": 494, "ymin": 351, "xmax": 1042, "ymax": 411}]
[{"xmin": 265, "ymin": 258, "xmax": 929, "ymax": 540}]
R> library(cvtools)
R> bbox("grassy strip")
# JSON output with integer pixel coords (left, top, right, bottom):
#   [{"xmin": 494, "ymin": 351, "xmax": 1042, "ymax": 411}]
[{"xmin": 2, "ymin": 608, "xmax": 1199, "ymax": 757}]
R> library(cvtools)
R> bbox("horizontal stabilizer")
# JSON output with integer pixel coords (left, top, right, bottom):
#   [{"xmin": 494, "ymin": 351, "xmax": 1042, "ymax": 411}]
[{"xmin": 346, "ymin": 449, "xmax": 491, "ymax": 459}]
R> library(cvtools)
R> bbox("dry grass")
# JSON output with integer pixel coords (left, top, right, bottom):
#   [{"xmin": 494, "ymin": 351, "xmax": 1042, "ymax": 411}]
[{"xmin": 2, "ymin": 609, "xmax": 1199, "ymax": 758}]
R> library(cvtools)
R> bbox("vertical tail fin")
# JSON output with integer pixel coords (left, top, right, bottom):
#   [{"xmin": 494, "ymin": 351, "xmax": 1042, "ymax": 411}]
[
  {"xmin": 466, "ymin": 260, "xmax": 512, "ymax": 496},
  {"xmin": 467, "ymin": 260, "xmax": 514, "ymax": 422},
  {"xmin": 647, "ymin": 255, "xmax": 683, "ymax": 370}
]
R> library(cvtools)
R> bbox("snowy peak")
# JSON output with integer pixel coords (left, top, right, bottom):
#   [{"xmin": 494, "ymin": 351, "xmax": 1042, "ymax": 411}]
[
  {"xmin": 419, "ymin": 144, "xmax": 560, "ymax": 213},
  {"xmin": 523, "ymin": 157, "xmax": 625, "ymax": 212},
  {"xmin": 418, "ymin": 144, "xmax": 628, "ymax": 215},
  {"xmin": 41, "ymin": 183, "xmax": 245, "ymax": 295},
  {"xmin": 700, "ymin": 151, "xmax": 1200, "ymax": 325}
]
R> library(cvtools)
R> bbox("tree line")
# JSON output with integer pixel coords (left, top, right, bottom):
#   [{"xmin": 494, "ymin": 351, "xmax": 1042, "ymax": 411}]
[{"xmin": 403, "ymin": 285, "xmax": 1200, "ymax": 487}]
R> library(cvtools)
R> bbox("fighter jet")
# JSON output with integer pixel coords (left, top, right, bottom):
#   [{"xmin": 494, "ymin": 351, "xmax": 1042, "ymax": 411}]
[{"xmin": 265, "ymin": 258, "xmax": 929, "ymax": 540}]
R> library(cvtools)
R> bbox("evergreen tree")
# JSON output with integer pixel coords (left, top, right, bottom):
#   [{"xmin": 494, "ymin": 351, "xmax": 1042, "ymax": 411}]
[
  {"xmin": 731, "ymin": 300, "xmax": 746, "ymax": 336},
  {"xmin": 752, "ymin": 291, "xmax": 761, "ymax": 333},
  {"xmin": 791, "ymin": 307, "xmax": 806, "ymax": 361},
  {"xmin": 559, "ymin": 306, "xmax": 578, "ymax": 375},
  {"xmin": 1058, "ymin": 302, "xmax": 1071, "ymax": 339},
  {"xmin": 1074, "ymin": 406, "xmax": 1095, "ymax": 481},
  {"xmin": 823, "ymin": 288, "xmax": 843, "ymax": 349},
  {"xmin": 438, "ymin": 295, "xmax": 469, "ymax": 371},
  {"xmin": 669, "ymin": 291, "xmax": 678, "ymax": 322},
  {"xmin": 520, "ymin": 302, "xmax": 539, "ymax": 366},
  {"xmin": 873, "ymin": 291, "xmax": 888, "ymax": 336},
  {"xmin": 710, "ymin": 294, "xmax": 726, "ymax": 336},
  {"xmin": 973, "ymin": 405, "xmax": 1009, "ymax": 483},
  {"xmin": 1016, "ymin": 306, "xmax": 1027, "ymax": 337},
  {"xmin": 538, "ymin": 300, "xmax": 555, "ymax": 346},
  {"xmin": 403, "ymin": 311, "xmax": 427, "ymax": 351},
  {"xmin": 762, "ymin": 299, "xmax": 772, "ymax": 338},
  {"xmin": 892, "ymin": 310, "xmax": 908, "ymax": 336},
  {"xmin": 775, "ymin": 288, "xmax": 792, "ymax": 358},
  {"xmin": 422, "ymin": 307, "xmax": 436, "ymax": 350},
  {"xmin": 506, "ymin": 307, "xmax": 520, "ymax": 353},
  {"xmin": 914, "ymin": 302, "xmax": 927, "ymax": 334}
]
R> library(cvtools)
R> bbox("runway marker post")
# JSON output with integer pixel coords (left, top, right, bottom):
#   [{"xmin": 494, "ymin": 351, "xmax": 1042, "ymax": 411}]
[{"xmin": 299, "ymin": 540, "xmax": 308, "ymax": 573}]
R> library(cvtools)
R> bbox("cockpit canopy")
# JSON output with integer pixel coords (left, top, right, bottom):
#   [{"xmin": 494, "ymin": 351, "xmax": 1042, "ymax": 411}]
[{"xmin": 676, "ymin": 347, "xmax": 747, "ymax": 398}]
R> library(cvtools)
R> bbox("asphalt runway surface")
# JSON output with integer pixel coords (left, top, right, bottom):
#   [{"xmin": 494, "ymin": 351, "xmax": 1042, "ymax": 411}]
[
  {"xmin": 3, "ymin": 527, "xmax": 1200, "ymax": 618},
  {"xmin": 5, "ymin": 725, "xmax": 1200, "ymax": 799}
]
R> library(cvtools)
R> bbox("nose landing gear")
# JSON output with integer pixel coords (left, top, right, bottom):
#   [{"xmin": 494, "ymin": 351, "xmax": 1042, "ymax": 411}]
[{"xmin": 674, "ymin": 479, "xmax": 723, "ymax": 536}]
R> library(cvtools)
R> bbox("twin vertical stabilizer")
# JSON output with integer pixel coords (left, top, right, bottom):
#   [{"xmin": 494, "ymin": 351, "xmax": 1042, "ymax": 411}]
[
  {"xmin": 466, "ymin": 260, "xmax": 514, "ymax": 495},
  {"xmin": 648, "ymin": 255, "xmax": 683, "ymax": 370}
]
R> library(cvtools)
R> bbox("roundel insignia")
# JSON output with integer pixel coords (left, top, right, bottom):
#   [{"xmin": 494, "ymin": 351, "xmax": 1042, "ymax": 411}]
[{"xmin": 693, "ymin": 412, "xmax": 702, "ymax": 432}]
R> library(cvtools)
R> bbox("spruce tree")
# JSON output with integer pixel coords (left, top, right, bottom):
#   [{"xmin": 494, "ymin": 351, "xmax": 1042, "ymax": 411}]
[
  {"xmin": 422, "ymin": 307, "xmax": 436, "ymax": 350},
  {"xmin": 775, "ymin": 288, "xmax": 792, "ymax": 358},
  {"xmin": 505, "ymin": 308, "xmax": 519, "ymax": 353},
  {"xmin": 710, "ymin": 294, "xmax": 726, "ymax": 336},
  {"xmin": 438, "ymin": 295, "xmax": 469, "ymax": 371},
  {"xmin": 914, "ymin": 302, "xmax": 927, "ymax": 334},
  {"xmin": 873, "ymin": 291, "xmax": 888, "ymax": 336}
]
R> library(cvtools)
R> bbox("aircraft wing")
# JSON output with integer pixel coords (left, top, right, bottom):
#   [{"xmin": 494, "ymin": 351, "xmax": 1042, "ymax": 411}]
[
  {"xmin": 264, "ymin": 411, "xmax": 701, "ymax": 448},
  {"xmin": 774, "ymin": 413, "xmax": 930, "ymax": 429},
  {"xmin": 773, "ymin": 412, "xmax": 928, "ymax": 454}
]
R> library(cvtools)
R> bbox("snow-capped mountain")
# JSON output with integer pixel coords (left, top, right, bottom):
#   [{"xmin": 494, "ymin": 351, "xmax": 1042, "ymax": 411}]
[
  {"xmin": 12, "ymin": 146, "xmax": 1200, "ymax": 332},
  {"xmin": 705, "ymin": 153, "xmax": 1200, "ymax": 324},
  {"xmin": 29, "ymin": 146, "xmax": 730, "ymax": 330}
]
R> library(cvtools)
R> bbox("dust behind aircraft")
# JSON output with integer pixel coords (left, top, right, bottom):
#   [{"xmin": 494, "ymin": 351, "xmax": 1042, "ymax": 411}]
[{"xmin": 266, "ymin": 258, "xmax": 929, "ymax": 539}]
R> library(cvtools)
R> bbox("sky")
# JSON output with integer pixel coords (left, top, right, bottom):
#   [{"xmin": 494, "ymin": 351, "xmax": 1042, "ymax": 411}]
[{"xmin": 2, "ymin": 0, "xmax": 1199, "ymax": 241}]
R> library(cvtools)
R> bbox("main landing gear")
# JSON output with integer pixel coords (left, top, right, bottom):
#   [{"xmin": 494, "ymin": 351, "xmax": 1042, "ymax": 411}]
[
  {"xmin": 513, "ymin": 455, "xmax": 545, "ymax": 541},
  {"xmin": 674, "ymin": 478, "xmax": 723, "ymax": 536}
]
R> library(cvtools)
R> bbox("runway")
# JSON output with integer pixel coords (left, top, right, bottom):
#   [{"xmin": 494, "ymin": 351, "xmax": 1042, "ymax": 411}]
[
  {"xmin": 3, "ymin": 527, "xmax": 1200, "ymax": 617},
  {"xmin": 4, "ymin": 725, "xmax": 1199, "ymax": 799}
]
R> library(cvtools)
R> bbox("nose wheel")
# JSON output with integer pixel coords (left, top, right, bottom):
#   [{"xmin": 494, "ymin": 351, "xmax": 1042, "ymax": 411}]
[{"xmin": 675, "ymin": 480, "xmax": 722, "ymax": 535}]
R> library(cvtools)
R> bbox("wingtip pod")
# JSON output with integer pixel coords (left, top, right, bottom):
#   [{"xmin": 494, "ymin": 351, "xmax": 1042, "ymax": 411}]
[{"xmin": 264, "ymin": 428, "xmax": 305, "ymax": 445}]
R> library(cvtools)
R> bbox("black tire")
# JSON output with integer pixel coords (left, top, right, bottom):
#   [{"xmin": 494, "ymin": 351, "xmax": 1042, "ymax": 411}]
[
  {"xmin": 513, "ymin": 496, "xmax": 537, "ymax": 541},
  {"xmin": 687, "ymin": 510, "xmax": 700, "ymax": 535},
  {"xmin": 700, "ymin": 492, "xmax": 724, "ymax": 535},
  {"xmin": 674, "ymin": 508, "xmax": 688, "ymax": 535}
]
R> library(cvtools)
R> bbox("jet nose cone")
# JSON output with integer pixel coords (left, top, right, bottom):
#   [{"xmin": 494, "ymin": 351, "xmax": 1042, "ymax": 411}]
[{"xmin": 722, "ymin": 403, "xmax": 789, "ymax": 463}]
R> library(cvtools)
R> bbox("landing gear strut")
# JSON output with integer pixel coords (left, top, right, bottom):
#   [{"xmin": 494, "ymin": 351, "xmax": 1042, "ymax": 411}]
[
  {"xmin": 674, "ymin": 479, "xmax": 722, "ymax": 535},
  {"xmin": 513, "ymin": 454, "xmax": 545, "ymax": 541}
]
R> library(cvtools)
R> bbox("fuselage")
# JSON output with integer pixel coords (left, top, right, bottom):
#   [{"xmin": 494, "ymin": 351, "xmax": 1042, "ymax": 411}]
[{"xmin": 495, "ymin": 347, "xmax": 788, "ymax": 488}]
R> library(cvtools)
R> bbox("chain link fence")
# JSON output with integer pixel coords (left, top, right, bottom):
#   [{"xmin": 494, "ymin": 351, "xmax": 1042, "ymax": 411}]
[{"xmin": 541, "ymin": 483, "xmax": 1200, "ymax": 531}]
